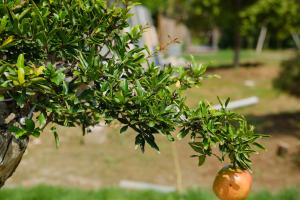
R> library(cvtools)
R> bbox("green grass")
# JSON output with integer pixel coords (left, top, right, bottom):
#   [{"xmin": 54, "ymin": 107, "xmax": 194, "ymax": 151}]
[
  {"xmin": 184, "ymin": 49, "xmax": 294, "ymax": 68},
  {"xmin": 188, "ymin": 49, "xmax": 256, "ymax": 67},
  {"xmin": 0, "ymin": 186, "xmax": 299, "ymax": 200}
]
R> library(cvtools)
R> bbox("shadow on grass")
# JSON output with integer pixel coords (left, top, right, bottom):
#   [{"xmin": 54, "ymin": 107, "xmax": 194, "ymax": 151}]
[{"xmin": 246, "ymin": 111, "xmax": 300, "ymax": 138}]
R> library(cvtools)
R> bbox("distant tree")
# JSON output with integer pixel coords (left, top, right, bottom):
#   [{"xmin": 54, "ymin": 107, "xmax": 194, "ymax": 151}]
[
  {"xmin": 136, "ymin": 0, "xmax": 260, "ymax": 67},
  {"xmin": 241, "ymin": 0, "xmax": 300, "ymax": 50},
  {"xmin": 242, "ymin": 0, "xmax": 300, "ymax": 97},
  {"xmin": 184, "ymin": 0, "xmax": 258, "ymax": 67},
  {"xmin": 135, "ymin": 0, "xmax": 219, "ymax": 33},
  {"xmin": 133, "ymin": 0, "xmax": 165, "ymax": 15}
]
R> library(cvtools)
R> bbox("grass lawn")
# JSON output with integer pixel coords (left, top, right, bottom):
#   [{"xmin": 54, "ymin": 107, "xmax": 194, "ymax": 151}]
[
  {"xmin": 0, "ymin": 186, "xmax": 299, "ymax": 200},
  {"xmin": 185, "ymin": 49, "xmax": 294, "ymax": 68}
]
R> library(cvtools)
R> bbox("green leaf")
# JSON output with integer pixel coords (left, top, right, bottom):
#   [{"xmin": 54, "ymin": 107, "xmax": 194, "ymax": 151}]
[
  {"xmin": 18, "ymin": 67, "xmax": 25, "ymax": 84},
  {"xmin": 144, "ymin": 133, "xmax": 160, "ymax": 152},
  {"xmin": 15, "ymin": 129, "xmax": 27, "ymax": 138},
  {"xmin": 135, "ymin": 134, "xmax": 145, "ymax": 153},
  {"xmin": 166, "ymin": 133, "xmax": 175, "ymax": 142},
  {"xmin": 35, "ymin": 66, "xmax": 45, "ymax": 76},
  {"xmin": 62, "ymin": 81, "xmax": 69, "ymax": 94},
  {"xmin": 14, "ymin": 92, "xmax": 26, "ymax": 108},
  {"xmin": 198, "ymin": 155, "xmax": 206, "ymax": 166},
  {"xmin": 120, "ymin": 79, "xmax": 129, "ymax": 94},
  {"xmin": 177, "ymin": 128, "xmax": 189, "ymax": 140},
  {"xmin": 120, "ymin": 125, "xmax": 128, "ymax": 134},
  {"xmin": 189, "ymin": 142, "xmax": 204, "ymax": 154},
  {"xmin": 30, "ymin": 0, "xmax": 45, "ymax": 28},
  {"xmin": 16, "ymin": 54, "xmax": 25, "ymax": 85},
  {"xmin": 16, "ymin": 54, "xmax": 25, "ymax": 68},
  {"xmin": 217, "ymin": 96, "xmax": 223, "ymax": 108},
  {"xmin": 8, "ymin": 125, "xmax": 21, "ymax": 133},
  {"xmin": 51, "ymin": 71, "xmax": 65, "ymax": 85},
  {"xmin": 9, "ymin": 126, "xmax": 27, "ymax": 138},
  {"xmin": 0, "ymin": 80, "xmax": 9, "ymax": 87},
  {"xmin": 0, "ymin": 16, "xmax": 8, "ymax": 33},
  {"xmin": 0, "ymin": 36, "xmax": 14, "ymax": 48},
  {"xmin": 25, "ymin": 118, "xmax": 35, "ymax": 132},
  {"xmin": 253, "ymin": 142, "xmax": 265, "ymax": 150},
  {"xmin": 77, "ymin": 51, "xmax": 88, "ymax": 70},
  {"xmin": 31, "ymin": 129, "xmax": 41, "ymax": 137},
  {"xmin": 51, "ymin": 126, "xmax": 60, "ymax": 148},
  {"xmin": 130, "ymin": 25, "xmax": 141, "ymax": 38},
  {"xmin": 225, "ymin": 97, "xmax": 231, "ymax": 108},
  {"xmin": 0, "ymin": 64, "xmax": 8, "ymax": 75},
  {"xmin": 148, "ymin": 121, "xmax": 155, "ymax": 128},
  {"xmin": 198, "ymin": 64, "xmax": 207, "ymax": 75},
  {"xmin": 38, "ymin": 113, "xmax": 47, "ymax": 128},
  {"xmin": 135, "ymin": 80, "xmax": 144, "ymax": 96}
]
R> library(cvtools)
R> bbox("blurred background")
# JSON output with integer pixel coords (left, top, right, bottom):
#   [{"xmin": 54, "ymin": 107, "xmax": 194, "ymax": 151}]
[{"xmin": 2, "ymin": 0, "xmax": 300, "ymax": 199}]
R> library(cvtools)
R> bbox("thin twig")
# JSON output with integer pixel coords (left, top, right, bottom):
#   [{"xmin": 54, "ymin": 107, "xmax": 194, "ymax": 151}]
[
  {"xmin": 40, "ymin": 114, "xmax": 53, "ymax": 131},
  {"xmin": 27, "ymin": 105, "xmax": 36, "ymax": 118},
  {"xmin": 0, "ymin": 98, "xmax": 13, "ymax": 102}
]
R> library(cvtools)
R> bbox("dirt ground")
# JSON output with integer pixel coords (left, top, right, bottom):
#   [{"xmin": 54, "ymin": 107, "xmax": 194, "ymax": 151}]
[{"xmin": 5, "ymin": 59, "xmax": 300, "ymax": 192}]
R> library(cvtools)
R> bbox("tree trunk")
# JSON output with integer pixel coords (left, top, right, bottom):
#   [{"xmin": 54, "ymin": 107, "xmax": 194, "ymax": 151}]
[
  {"xmin": 0, "ymin": 131, "xmax": 28, "ymax": 188},
  {"xmin": 256, "ymin": 26, "xmax": 268, "ymax": 53},
  {"xmin": 0, "ymin": 100, "xmax": 28, "ymax": 188},
  {"xmin": 233, "ymin": 0, "xmax": 241, "ymax": 68},
  {"xmin": 233, "ymin": 30, "xmax": 241, "ymax": 68},
  {"xmin": 291, "ymin": 32, "xmax": 300, "ymax": 50},
  {"xmin": 212, "ymin": 26, "xmax": 220, "ymax": 51}
]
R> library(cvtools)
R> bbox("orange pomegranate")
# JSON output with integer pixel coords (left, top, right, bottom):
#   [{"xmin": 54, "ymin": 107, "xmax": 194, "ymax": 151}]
[{"xmin": 213, "ymin": 166, "xmax": 253, "ymax": 200}]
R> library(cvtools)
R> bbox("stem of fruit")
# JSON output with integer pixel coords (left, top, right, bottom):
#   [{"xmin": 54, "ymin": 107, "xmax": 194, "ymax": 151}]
[{"xmin": 229, "ymin": 153, "xmax": 237, "ymax": 169}]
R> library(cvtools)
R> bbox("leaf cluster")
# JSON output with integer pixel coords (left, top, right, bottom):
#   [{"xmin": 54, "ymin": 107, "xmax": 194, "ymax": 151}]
[{"xmin": 0, "ymin": 0, "xmax": 265, "ymax": 169}]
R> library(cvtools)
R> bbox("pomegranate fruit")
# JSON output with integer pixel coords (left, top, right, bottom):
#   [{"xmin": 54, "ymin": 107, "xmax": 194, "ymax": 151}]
[{"xmin": 213, "ymin": 166, "xmax": 253, "ymax": 200}]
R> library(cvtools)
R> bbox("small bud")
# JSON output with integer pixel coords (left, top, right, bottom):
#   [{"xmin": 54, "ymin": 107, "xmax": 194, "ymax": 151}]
[
  {"xmin": 20, "ymin": 117, "xmax": 26, "ymax": 125},
  {"xmin": 175, "ymin": 80, "xmax": 181, "ymax": 88}
]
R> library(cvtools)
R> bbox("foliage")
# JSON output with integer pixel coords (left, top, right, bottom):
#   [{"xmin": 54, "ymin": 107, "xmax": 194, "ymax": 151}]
[
  {"xmin": 137, "ymin": 0, "xmax": 300, "ymax": 48},
  {"xmin": 135, "ymin": 0, "xmax": 227, "ymax": 31},
  {"xmin": 138, "ymin": 0, "xmax": 258, "ymax": 44},
  {"xmin": 0, "ymin": 185, "xmax": 299, "ymax": 200},
  {"xmin": 0, "ymin": 0, "xmax": 265, "ymax": 169},
  {"xmin": 241, "ymin": 0, "xmax": 300, "ymax": 40},
  {"xmin": 132, "ymin": 0, "xmax": 167, "ymax": 15},
  {"xmin": 271, "ymin": 0, "xmax": 300, "ymax": 99},
  {"xmin": 274, "ymin": 54, "xmax": 300, "ymax": 97}
]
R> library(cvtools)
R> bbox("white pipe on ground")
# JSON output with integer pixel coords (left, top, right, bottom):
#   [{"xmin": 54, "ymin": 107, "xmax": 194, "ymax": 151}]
[
  {"xmin": 213, "ymin": 96, "xmax": 259, "ymax": 111},
  {"xmin": 119, "ymin": 180, "xmax": 176, "ymax": 193}
]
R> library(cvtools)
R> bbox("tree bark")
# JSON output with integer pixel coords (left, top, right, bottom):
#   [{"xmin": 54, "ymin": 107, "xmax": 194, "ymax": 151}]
[
  {"xmin": 256, "ymin": 26, "xmax": 268, "ymax": 53},
  {"xmin": 233, "ymin": 30, "xmax": 241, "ymax": 68},
  {"xmin": 233, "ymin": 0, "xmax": 241, "ymax": 68},
  {"xmin": 0, "ymin": 131, "xmax": 28, "ymax": 188},
  {"xmin": 212, "ymin": 26, "xmax": 220, "ymax": 51},
  {"xmin": 291, "ymin": 32, "xmax": 300, "ymax": 50},
  {"xmin": 0, "ymin": 98, "xmax": 28, "ymax": 188}
]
